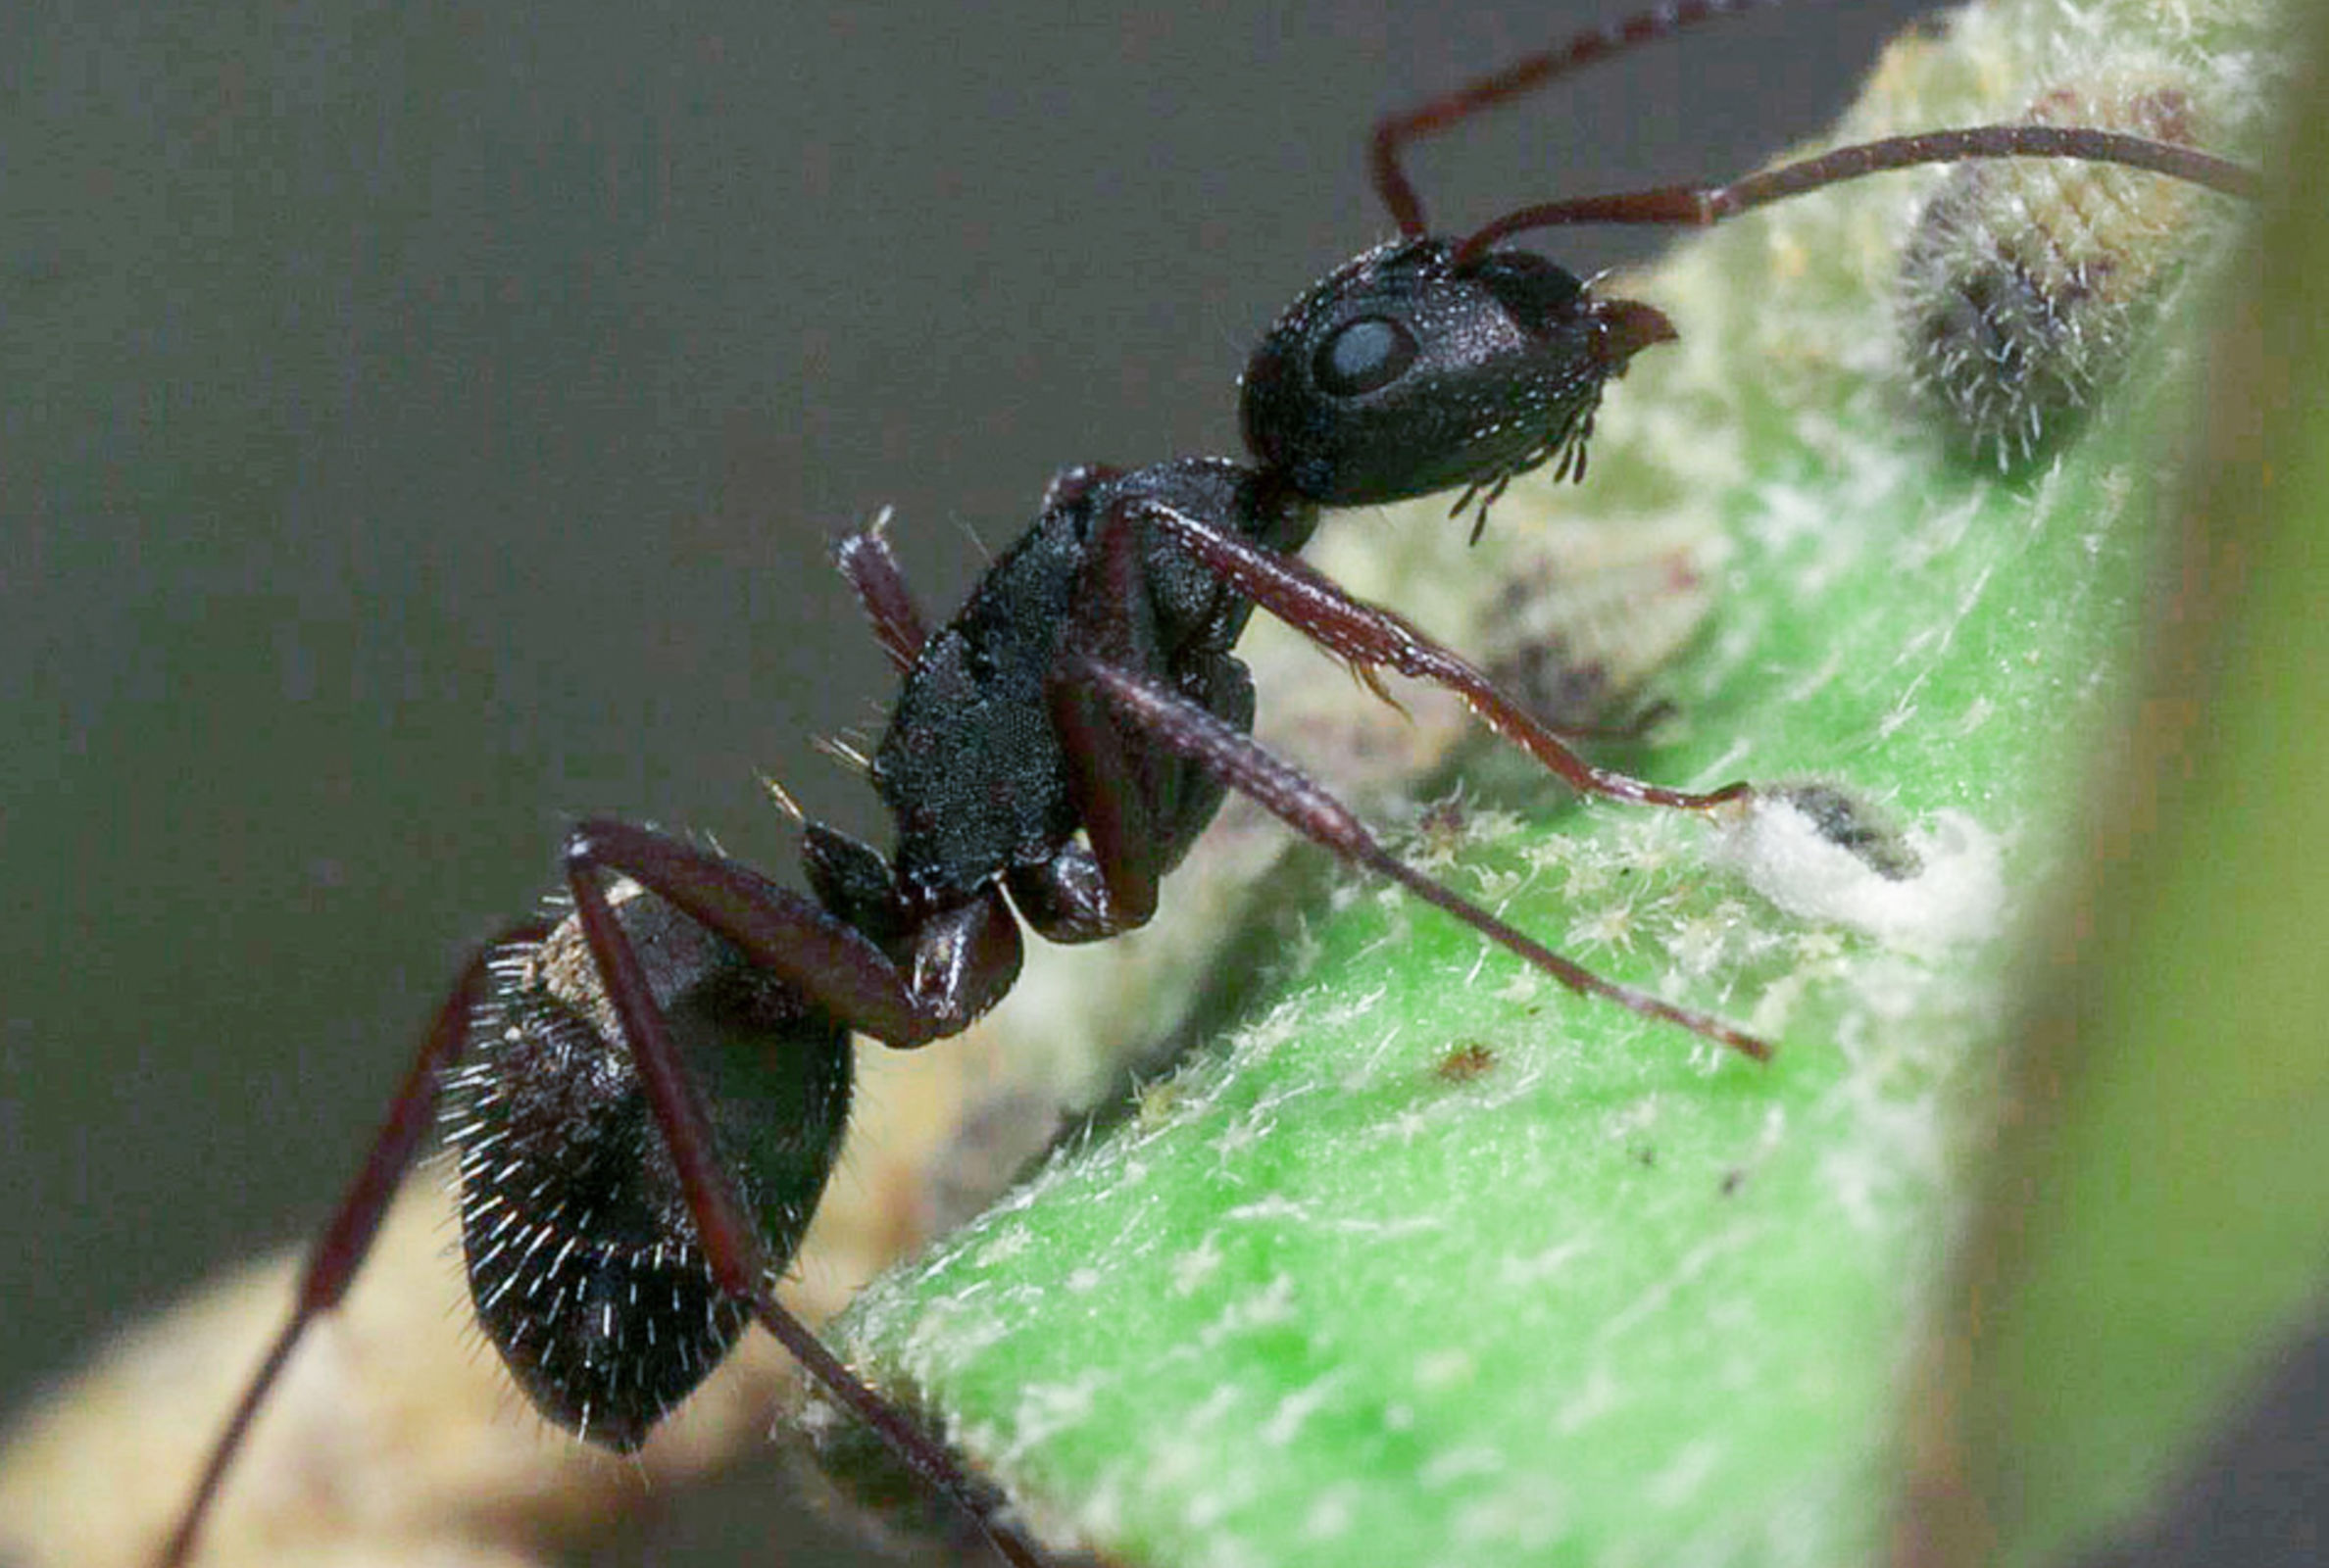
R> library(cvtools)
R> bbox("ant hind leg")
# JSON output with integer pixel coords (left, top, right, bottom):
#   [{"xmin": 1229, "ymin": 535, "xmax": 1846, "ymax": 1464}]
[
  {"xmin": 554, "ymin": 832, "xmax": 1052, "ymax": 1567},
  {"xmin": 160, "ymin": 926, "xmax": 547, "ymax": 1568}
]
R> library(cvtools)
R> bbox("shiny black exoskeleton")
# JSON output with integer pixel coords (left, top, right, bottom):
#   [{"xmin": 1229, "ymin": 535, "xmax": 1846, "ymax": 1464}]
[
  {"xmin": 449, "ymin": 887, "xmax": 854, "ymax": 1444},
  {"xmin": 870, "ymin": 459, "xmax": 1294, "ymax": 927},
  {"xmin": 165, "ymin": 216, "xmax": 1710, "ymax": 1568}
]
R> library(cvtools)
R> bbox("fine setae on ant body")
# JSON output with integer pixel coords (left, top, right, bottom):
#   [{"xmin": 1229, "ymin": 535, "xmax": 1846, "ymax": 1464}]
[{"xmin": 158, "ymin": 3, "xmax": 2254, "ymax": 1564}]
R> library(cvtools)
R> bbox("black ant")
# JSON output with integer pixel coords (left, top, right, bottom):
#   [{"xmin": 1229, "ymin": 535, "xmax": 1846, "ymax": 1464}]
[{"xmin": 158, "ymin": 3, "xmax": 2254, "ymax": 1565}]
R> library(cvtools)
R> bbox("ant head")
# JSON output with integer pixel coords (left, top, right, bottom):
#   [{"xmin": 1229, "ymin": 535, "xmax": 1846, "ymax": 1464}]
[{"xmin": 1239, "ymin": 237, "xmax": 1675, "ymax": 511}]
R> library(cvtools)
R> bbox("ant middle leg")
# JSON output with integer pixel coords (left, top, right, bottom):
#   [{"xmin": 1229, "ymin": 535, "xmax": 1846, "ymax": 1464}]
[
  {"xmin": 1057, "ymin": 652, "xmax": 1769, "ymax": 1061},
  {"xmin": 560, "ymin": 818, "xmax": 1022, "ymax": 1049}
]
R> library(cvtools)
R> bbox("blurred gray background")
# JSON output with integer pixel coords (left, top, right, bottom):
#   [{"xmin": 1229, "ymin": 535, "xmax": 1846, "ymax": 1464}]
[{"xmin": 2, "ymin": 1, "xmax": 1934, "ymax": 1560}]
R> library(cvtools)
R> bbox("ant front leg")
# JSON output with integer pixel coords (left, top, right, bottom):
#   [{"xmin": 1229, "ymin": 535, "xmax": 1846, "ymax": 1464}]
[
  {"xmin": 1039, "ymin": 489, "xmax": 1265, "ymax": 943},
  {"xmin": 1130, "ymin": 498, "xmax": 1751, "ymax": 812}
]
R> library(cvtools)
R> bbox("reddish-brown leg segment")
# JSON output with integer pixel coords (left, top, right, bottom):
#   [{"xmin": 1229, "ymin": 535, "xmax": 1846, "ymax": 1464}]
[
  {"xmin": 1049, "ymin": 492, "xmax": 1769, "ymax": 1060},
  {"xmin": 161, "ymin": 928, "xmax": 546, "ymax": 1568},
  {"xmin": 833, "ymin": 507, "xmax": 936, "ymax": 674},
  {"xmin": 163, "ymin": 830, "xmax": 1053, "ymax": 1568},
  {"xmin": 1063, "ymin": 653, "xmax": 1769, "ymax": 1060},
  {"xmin": 1127, "ymin": 498, "xmax": 1751, "ymax": 811},
  {"xmin": 559, "ymin": 842, "xmax": 1049, "ymax": 1567}
]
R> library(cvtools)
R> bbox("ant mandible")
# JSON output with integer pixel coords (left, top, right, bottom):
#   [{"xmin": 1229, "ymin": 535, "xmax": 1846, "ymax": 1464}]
[{"xmin": 159, "ymin": 3, "xmax": 2255, "ymax": 1565}]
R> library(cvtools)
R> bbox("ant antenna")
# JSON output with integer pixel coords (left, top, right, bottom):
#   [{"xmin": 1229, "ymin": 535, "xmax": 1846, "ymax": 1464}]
[
  {"xmin": 1371, "ymin": 0, "xmax": 1785, "ymax": 235},
  {"xmin": 1367, "ymin": 0, "xmax": 2260, "ymax": 261},
  {"xmin": 1457, "ymin": 124, "xmax": 2260, "ymax": 261}
]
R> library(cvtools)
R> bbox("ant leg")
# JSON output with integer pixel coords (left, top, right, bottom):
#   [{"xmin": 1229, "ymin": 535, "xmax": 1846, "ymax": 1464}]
[
  {"xmin": 1005, "ymin": 843, "xmax": 1143, "ymax": 946},
  {"xmin": 1041, "ymin": 675, "xmax": 1164, "ymax": 936},
  {"xmin": 1063, "ymin": 652, "xmax": 1771, "ymax": 1061},
  {"xmin": 1004, "ymin": 634, "xmax": 1246, "ymax": 948},
  {"xmin": 558, "ymin": 839, "xmax": 1052, "ymax": 1568},
  {"xmin": 565, "ymin": 819, "xmax": 1022, "ymax": 1043},
  {"xmin": 1033, "ymin": 483, "xmax": 1266, "ymax": 941},
  {"xmin": 161, "ymin": 924, "xmax": 548, "ymax": 1568},
  {"xmin": 832, "ymin": 466, "xmax": 1126, "ymax": 677},
  {"xmin": 833, "ymin": 507, "xmax": 934, "ymax": 675},
  {"xmin": 1129, "ymin": 499, "xmax": 1750, "ymax": 811}
]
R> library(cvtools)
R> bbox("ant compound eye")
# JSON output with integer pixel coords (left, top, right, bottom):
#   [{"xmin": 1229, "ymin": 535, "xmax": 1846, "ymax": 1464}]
[{"xmin": 1313, "ymin": 315, "xmax": 1418, "ymax": 397}]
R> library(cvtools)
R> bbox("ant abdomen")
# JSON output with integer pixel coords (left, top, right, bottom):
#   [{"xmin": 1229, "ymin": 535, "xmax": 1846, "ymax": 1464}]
[{"xmin": 446, "ymin": 885, "xmax": 853, "ymax": 1448}]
